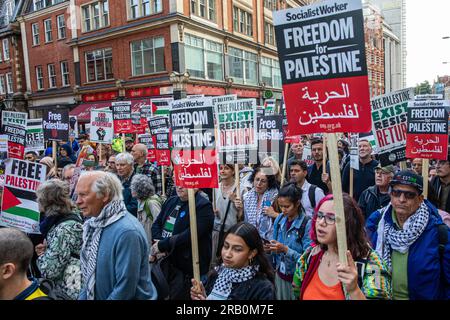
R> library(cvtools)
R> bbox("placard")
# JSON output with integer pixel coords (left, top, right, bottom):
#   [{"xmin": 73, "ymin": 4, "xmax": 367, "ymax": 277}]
[
  {"xmin": 371, "ymin": 88, "xmax": 414, "ymax": 166},
  {"xmin": 2, "ymin": 124, "xmax": 26, "ymax": 159},
  {"xmin": 216, "ymin": 99, "xmax": 258, "ymax": 164},
  {"xmin": 43, "ymin": 109, "xmax": 70, "ymax": 141},
  {"xmin": 25, "ymin": 118, "xmax": 45, "ymax": 153},
  {"xmin": 274, "ymin": 0, "xmax": 371, "ymax": 134},
  {"xmin": 90, "ymin": 109, "xmax": 114, "ymax": 144},
  {"xmin": 0, "ymin": 159, "xmax": 47, "ymax": 234},
  {"xmin": 406, "ymin": 101, "xmax": 449, "ymax": 160},
  {"xmin": 112, "ymin": 101, "xmax": 132, "ymax": 133},
  {"xmin": 257, "ymin": 115, "xmax": 285, "ymax": 164}
]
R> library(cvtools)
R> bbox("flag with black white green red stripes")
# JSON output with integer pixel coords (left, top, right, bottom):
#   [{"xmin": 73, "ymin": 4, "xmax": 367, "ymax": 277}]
[{"xmin": 0, "ymin": 159, "xmax": 46, "ymax": 234}]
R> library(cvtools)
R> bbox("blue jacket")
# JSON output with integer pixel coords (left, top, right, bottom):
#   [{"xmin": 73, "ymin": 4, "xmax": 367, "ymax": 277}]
[
  {"xmin": 79, "ymin": 213, "xmax": 157, "ymax": 300},
  {"xmin": 366, "ymin": 200, "xmax": 450, "ymax": 300},
  {"xmin": 271, "ymin": 212, "xmax": 312, "ymax": 277},
  {"xmin": 121, "ymin": 174, "xmax": 138, "ymax": 217}
]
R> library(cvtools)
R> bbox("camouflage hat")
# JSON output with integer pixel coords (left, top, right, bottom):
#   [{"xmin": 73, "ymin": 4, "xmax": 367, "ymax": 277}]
[
  {"xmin": 376, "ymin": 163, "xmax": 395, "ymax": 174},
  {"xmin": 390, "ymin": 170, "xmax": 423, "ymax": 193}
]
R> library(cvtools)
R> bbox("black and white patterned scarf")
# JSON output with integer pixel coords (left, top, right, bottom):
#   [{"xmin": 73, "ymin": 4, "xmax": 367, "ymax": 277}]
[
  {"xmin": 80, "ymin": 200, "xmax": 127, "ymax": 300},
  {"xmin": 375, "ymin": 202, "xmax": 429, "ymax": 271},
  {"xmin": 207, "ymin": 264, "xmax": 259, "ymax": 300}
]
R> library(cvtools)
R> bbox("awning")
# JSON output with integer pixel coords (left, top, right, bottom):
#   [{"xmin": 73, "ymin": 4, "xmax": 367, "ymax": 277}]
[{"xmin": 69, "ymin": 102, "xmax": 112, "ymax": 122}]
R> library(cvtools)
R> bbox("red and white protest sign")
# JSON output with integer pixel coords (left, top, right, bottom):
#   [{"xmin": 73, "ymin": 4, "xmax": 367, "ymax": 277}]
[
  {"xmin": 406, "ymin": 101, "xmax": 449, "ymax": 160},
  {"xmin": 112, "ymin": 101, "xmax": 132, "ymax": 133},
  {"xmin": 273, "ymin": 0, "xmax": 371, "ymax": 135},
  {"xmin": 170, "ymin": 98, "xmax": 218, "ymax": 189}
]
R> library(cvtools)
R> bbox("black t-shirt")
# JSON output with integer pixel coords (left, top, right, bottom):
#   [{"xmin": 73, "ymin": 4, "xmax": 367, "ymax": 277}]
[{"xmin": 307, "ymin": 163, "xmax": 329, "ymax": 194}]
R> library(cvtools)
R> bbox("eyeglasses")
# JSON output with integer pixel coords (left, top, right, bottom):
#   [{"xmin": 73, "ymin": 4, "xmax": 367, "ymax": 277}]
[
  {"xmin": 390, "ymin": 189, "xmax": 419, "ymax": 200},
  {"xmin": 108, "ymin": 161, "xmax": 115, "ymax": 164},
  {"xmin": 25, "ymin": 157, "xmax": 34, "ymax": 161},
  {"xmin": 316, "ymin": 211, "xmax": 336, "ymax": 225}
]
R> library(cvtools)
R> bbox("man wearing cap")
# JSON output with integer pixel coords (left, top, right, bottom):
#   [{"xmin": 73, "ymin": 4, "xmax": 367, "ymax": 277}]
[
  {"xmin": 342, "ymin": 139, "xmax": 379, "ymax": 201},
  {"xmin": 366, "ymin": 171, "xmax": 450, "ymax": 300},
  {"xmin": 358, "ymin": 164, "xmax": 395, "ymax": 219},
  {"xmin": 125, "ymin": 137, "xmax": 134, "ymax": 153}
]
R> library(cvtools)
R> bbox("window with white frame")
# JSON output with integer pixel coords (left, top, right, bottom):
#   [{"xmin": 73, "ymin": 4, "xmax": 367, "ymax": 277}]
[
  {"xmin": 264, "ymin": 21, "xmax": 275, "ymax": 46},
  {"xmin": 264, "ymin": 0, "xmax": 277, "ymax": 10},
  {"xmin": 131, "ymin": 37, "xmax": 165, "ymax": 76},
  {"xmin": 44, "ymin": 19, "xmax": 52, "ymax": 42},
  {"xmin": 33, "ymin": 0, "xmax": 44, "ymax": 11},
  {"xmin": 184, "ymin": 34, "xmax": 223, "ymax": 80},
  {"xmin": 228, "ymin": 47, "xmax": 257, "ymax": 85},
  {"xmin": 36, "ymin": 66, "xmax": 44, "ymax": 90},
  {"xmin": 0, "ymin": 75, "xmax": 5, "ymax": 94},
  {"xmin": 128, "ymin": 0, "xmax": 162, "ymax": 20},
  {"xmin": 82, "ymin": 0, "xmax": 109, "ymax": 32},
  {"xmin": 190, "ymin": 0, "xmax": 216, "ymax": 22},
  {"xmin": 48, "ymin": 64, "xmax": 56, "ymax": 88},
  {"xmin": 32, "ymin": 23, "xmax": 40, "ymax": 45},
  {"xmin": 233, "ymin": 6, "xmax": 252, "ymax": 36},
  {"xmin": 61, "ymin": 61, "xmax": 70, "ymax": 86},
  {"xmin": 6, "ymin": 73, "xmax": 13, "ymax": 94},
  {"xmin": 2, "ymin": 39, "xmax": 9, "ymax": 61},
  {"xmin": 85, "ymin": 48, "xmax": 113, "ymax": 82},
  {"xmin": 261, "ymin": 56, "xmax": 281, "ymax": 88},
  {"xmin": 5, "ymin": 0, "xmax": 14, "ymax": 24},
  {"xmin": 57, "ymin": 15, "xmax": 66, "ymax": 39}
]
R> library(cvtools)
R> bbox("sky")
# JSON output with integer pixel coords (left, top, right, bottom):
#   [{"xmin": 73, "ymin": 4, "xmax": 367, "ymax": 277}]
[{"xmin": 406, "ymin": 0, "xmax": 450, "ymax": 87}]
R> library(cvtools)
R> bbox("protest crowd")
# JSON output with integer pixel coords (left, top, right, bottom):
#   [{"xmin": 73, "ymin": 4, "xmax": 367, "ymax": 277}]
[{"xmin": 0, "ymin": 0, "xmax": 449, "ymax": 302}]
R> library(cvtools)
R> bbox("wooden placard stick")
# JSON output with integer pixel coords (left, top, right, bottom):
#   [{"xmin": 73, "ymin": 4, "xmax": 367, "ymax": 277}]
[
  {"xmin": 52, "ymin": 141, "xmax": 57, "ymax": 168},
  {"xmin": 349, "ymin": 167, "xmax": 354, "ymax": 198},
  {"xmin": 280, "ymin": 143, "xmax": 290, "ymax": 186},
  {"xmin": 422, "ymin": 159, "xmax": 429, "ymax": 199},
  {"xmin": 122, "ymin": 133, "xmax": 125, "ymax": 153},
  {"xmin": 161, "ymin": 165, "xmax": 166, "ymax": 197},
  {"xmin": 188, "ymin": 189, "xmax": 201, "ymax": 284},
  {"xmin": 326, "ymin": 133, "xmax": 348, "ymax": 265},
  {"xmin": 323, "ymin": 135, "xmax": 327, "ymax": 174},
  {"xmin": 235, "ymin": 163, "xmax": 240, "ymax": 199}
]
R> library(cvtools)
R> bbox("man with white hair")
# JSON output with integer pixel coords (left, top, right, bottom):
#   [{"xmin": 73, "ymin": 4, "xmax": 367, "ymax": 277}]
[
  {"xmin": 75, "ymin": 171, "xmax": 156, "ymax": 300},
  {"xmin": 115, "ymin": 152, "xmax": 138, "ymax": 216}
]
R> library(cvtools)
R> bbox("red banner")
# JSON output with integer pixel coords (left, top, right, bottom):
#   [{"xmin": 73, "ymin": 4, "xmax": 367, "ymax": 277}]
[
  {"xmin": 406, "ymin": 134, "xmax": 448, "ymax": 160},
  {"xmin": 155, "ymin": 149, "xmax": 170, "ymax": 166},
  {"xmin": 172, "ymin": 150, "xmax": 218, "ymax": 189},
  {"xmin": 283, "ymin": 77, "xmax": 371, "ymax": 135}
]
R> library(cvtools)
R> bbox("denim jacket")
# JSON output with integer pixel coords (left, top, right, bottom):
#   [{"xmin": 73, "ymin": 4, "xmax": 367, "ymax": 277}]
[{"xmin": 271, "ymin": 211, "xmax": 312, "ymax": 277}]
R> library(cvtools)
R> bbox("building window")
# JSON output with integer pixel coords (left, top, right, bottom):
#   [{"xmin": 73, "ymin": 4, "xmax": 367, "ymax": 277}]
[
  {"xmin": 264, "ymin": 22, "xmax": 275, "ymax": 46},
  {"xmin": 57, "ymin": 15, "xmax": 66, "ymax": 39},
  {"xmin": 261, "ymin": 56, "xmax": 281, "ymax": 88},
  {"xmin": 2, "ymin": 39, "xmax": 10, "ymax": 61},
  {"xmin": 264, "ymin": 0, "xmax": 277, "ymax": 10},
  {"xmin": 44, "ymin": 19, "xmax": 52, "ymax": 42},
  {"xmin": 128, "ymin": 0, "xmax": 162, "ymax": 20},
  {"xmin": 6, "ymin": 73, "xmax": 13, "ymax": 94},
  {"xmin": 228, "ymin": 47, "xmax": 257, "ymax": 85},
  {"xmin": 82, "ymin": 0, "xmax": 109, "ymax": 32},
  {"xmin": 85, "ymin": 48, "xmax": 113, "ymax": 82},
  {"xmin": 184, "ymin": 34, "xmax": 223, "ymax": 80},
  {"xmin": 36, "ymin": 66, "xmax": 44, "ymax": 90},
  {"xmin": 131, "ymin": 37, "xmax": 165, "ymax": 76},
  {"xmin": 233, "ymin": 6, "xmax": 252, "ymax": 36},
  {"xmin": 190, "ymin": 0, "xmax": 216, "ymax": 22},
  {"xmin": 0, "ymin": 75, "xmax": 5, "ymax": 94},
  {"xmin": 32, "ymin": 23, "xmax": 40, "ymax": 45},
  {"xmin": 5, "ymin": 0, "xmax": 14, "ymax": 24},
  {"xmin": 61, "ymin": 61, "xmax": 70, "ymax": 86},
  {"xmin": 48, "ymin": 64, "xmax": 56, "ymax": 88},
  {"xmin": 33, "ymin": 0, "xmax": 44, "ymax": 11}
]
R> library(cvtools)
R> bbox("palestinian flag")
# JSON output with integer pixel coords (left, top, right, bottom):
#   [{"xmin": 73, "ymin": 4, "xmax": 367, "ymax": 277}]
[
  {"xmin": 0, "ymin": 186, "xmax": 40, "ymax": 233},
  {"xmin": 150, "ymin": 98, "xmax": 173, "ymax": 116}
]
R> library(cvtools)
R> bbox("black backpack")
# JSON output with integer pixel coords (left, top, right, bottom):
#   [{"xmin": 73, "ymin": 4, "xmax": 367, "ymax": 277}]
[
  {"xmin": 33, "ymin": 279, "xmax": 73, "ymax": 300},
  {"xmin": 308, "ymin": 185, "xmax": 318, "ymax": 210}
]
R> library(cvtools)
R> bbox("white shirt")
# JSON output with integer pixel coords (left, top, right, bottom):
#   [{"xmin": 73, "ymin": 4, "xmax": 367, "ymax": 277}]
[{"xmin": 300, "ymin": 180, "xmax": 325, "ymax": 217}]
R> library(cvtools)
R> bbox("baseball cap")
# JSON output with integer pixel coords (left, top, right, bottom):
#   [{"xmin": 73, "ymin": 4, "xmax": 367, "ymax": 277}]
[
  {"xmin": 390, "ymin": 170, "xmax": 423, "ymax": 193},
  {"xmin": 125, "ymin": 137, "xmax": 134, "ymax": 142},
  {"xmin": 375, "ymin": 163, "xmax": 395, "ymax": 174}
]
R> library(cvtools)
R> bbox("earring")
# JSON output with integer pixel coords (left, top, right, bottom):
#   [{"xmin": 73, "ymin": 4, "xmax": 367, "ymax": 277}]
[{"xmin": 249, "ymin": 257, "xmax": 254, "ymax": 265}]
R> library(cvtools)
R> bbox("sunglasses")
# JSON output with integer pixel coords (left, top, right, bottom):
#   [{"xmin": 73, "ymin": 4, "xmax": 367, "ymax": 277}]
[
  {"xmin": 316, "ymin": 211, "xmax": 336, "ymax": 225},
  {"xmin": 390, "ymin": 189, "xmax": 418, "ymax": 200}
]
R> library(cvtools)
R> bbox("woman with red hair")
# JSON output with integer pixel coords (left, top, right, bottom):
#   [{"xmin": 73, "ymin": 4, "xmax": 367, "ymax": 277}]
[{"xmin": 292, "ymin": 194, "xmax": 391, "ymax": 300}]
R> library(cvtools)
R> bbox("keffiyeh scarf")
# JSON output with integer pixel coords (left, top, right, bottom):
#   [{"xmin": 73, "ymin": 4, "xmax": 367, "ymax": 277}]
[
  {"xmin": 207, "ymin": 264, "xmax": 259, "ymax": 300},
  {"xmin": 375, "ymin": 202, "xmax": 429, "ymax": 271},
  {"xmin": 80, "ymin": 200, "xmax": 127, "ymax": 300},
  {"xmin": 244, "ymin": 188, "xmax": 278, "ymax": 239}
]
